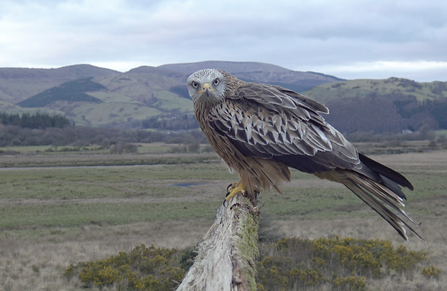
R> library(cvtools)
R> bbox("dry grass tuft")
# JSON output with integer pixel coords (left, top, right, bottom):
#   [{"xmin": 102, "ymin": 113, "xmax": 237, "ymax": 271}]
[{"xmin": 0, "ymin": 220, "xmax": 211, "ymax": 291}]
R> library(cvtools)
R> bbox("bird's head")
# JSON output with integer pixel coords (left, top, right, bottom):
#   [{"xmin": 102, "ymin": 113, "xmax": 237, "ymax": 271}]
[{"xmin": 187, "ymin": 69, "xmax": 227, "ymax": 107}]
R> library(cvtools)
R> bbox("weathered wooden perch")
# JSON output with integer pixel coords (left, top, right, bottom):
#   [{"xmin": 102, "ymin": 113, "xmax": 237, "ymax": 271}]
[{"xmin": 176, "ymin": 192, "xmax": 260, "ymax": 291}]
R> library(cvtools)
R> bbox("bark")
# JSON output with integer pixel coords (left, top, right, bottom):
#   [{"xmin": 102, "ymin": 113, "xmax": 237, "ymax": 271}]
[{"xmin": 176, "ymin": 192, "xmax": 260, "ymax": 291}]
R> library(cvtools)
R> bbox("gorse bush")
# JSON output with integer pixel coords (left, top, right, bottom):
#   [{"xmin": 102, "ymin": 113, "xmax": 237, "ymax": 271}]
[
  {"xmin": 422, "ymin": 266, "xmax": 442, "ymax": 279},
  {"xmin": 312, "ymin": 237, "xmax": 427, "ymax": 277},
  {"xmin": 257, "ymin": 236, "xmax": 430, "ymax": 291},
  {"xmin": 66, "ymin": 237, "xmax": 439, "ymax": 290},
  {"xmin": 65, "ymin": 244, "xmax": 194, "ymax": 290}
]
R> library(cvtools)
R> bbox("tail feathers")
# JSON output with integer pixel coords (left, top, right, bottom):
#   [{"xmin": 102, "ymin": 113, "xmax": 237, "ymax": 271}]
[
  {"xmin": 341, "ymin": 170, "xmax": 423, "ymax": 241},
  {"xmin": 359, "ymin": 153, "xmax": 413, "ymax": 191},
  {"xmin": 316, "ymin": 170, "xmax": 423, "ymax": 241}
]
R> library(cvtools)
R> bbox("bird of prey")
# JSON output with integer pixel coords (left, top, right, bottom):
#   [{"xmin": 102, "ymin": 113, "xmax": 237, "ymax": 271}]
[{"xmin": 187, "ymin": 68, "xmax": 422, "ymax": 241}]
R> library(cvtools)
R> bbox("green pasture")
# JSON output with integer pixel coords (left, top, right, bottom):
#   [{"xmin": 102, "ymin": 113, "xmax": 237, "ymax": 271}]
[
  {"xmin": 154, "ymin": 90, "xmax": 193, "ymax": 112},
  {"xmin": 434, "ymin": 129, "xmax": 447, "ymax": 138},
  {"xmin": 0, "ymin": 156, "xmax": 444, "ymax": 235},
  {"xmin": 0, "ymin": 201, "xmax": 219, "ymax": 231},
  {"xmin": 0, "ymin": 145, "xmax": 52, "ymax": 153}
]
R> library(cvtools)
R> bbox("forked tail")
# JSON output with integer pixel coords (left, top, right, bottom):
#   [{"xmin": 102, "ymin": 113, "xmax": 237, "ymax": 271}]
[{"xmin": 340, "ymin": 169, "xmax": 423, "ymax": 241}]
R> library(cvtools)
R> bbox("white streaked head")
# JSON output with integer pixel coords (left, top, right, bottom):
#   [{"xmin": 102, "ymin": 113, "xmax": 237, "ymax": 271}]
[{"xmin": 187, "ymin": 69, "xmax": 227, "ymax": 106}]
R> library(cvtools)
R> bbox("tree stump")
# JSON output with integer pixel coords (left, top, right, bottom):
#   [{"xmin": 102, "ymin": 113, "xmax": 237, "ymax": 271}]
[{"xmin": 176, "ymin": 192, "xmax": 260, "ymax": 291}]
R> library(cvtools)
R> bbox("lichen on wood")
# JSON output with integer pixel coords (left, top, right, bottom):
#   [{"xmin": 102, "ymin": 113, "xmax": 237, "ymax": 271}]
[{"xmin": 176, "ymin": 192, "xmax": 260, "ymax": 291}]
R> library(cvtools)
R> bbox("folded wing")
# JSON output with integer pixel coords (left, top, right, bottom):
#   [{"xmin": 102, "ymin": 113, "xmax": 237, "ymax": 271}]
[{"xmin": 207, "ymin": 82, "xmax": 422, "ymax": 240}]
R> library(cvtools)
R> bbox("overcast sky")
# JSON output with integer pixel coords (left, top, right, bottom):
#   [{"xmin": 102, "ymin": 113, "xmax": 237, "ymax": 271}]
[{"xmin": 1, "ymin": 0, "xmax": 446, "ymax": 81}]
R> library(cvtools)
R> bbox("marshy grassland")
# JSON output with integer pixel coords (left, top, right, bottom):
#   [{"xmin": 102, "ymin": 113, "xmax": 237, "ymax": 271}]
[{"xmin": 0, "ymin": 143, "xmax": 446, "ymax": 290}]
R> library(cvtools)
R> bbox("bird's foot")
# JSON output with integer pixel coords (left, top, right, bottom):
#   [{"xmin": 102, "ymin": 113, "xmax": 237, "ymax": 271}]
[{"xmin": 225, "ymin": 182, "xmax": 246, "ymax": 202}]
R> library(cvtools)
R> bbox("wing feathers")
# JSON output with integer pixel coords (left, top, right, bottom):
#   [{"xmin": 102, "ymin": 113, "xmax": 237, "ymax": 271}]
[
  {"xmin": 275, "ymin": 86, "xmax": 330, "ymax": 114},
  {"xmin": 209, "ymin": 100, "xmax": 341, "ymax": 159},
  {"xmin": 237, "ymin": 83, "xmax": 329, "ymax": 113},
  {"xmin": 204, "ymin": 78, "xmax": 420, "ymax": 241}
]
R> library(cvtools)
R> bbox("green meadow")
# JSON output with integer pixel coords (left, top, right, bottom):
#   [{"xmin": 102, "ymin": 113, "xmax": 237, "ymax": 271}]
[{"xmin": 0, "ymin": 146, "xmax": 446, "ymax": 290}]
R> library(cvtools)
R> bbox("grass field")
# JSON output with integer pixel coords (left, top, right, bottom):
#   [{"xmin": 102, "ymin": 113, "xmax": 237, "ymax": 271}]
[{"xmin": 0, "ymin": 147, "xmax": 446, "ymax": 290}]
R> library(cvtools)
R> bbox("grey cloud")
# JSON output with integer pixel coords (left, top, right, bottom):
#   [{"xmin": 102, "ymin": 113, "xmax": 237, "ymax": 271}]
[{"xmin": 0, "ymin": 0, "xmax": 446, "ymax": 81}]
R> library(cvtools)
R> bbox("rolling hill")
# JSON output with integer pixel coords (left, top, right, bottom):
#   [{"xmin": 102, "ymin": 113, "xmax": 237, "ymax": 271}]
[
  {"xmin": 0, "ymin": 64, "xmax": 121, "ymax": 104},
  {"xmin": 303, "ymin": 77, "xmax": 447, "ymax": 104},
  {"xmin": 303, "ymin": 77, "xmax": 447, "ymax": 134},
  {"xmin": 16, "ymin": 77, "xmax": 105, "ymax": 108},
  {"xmin": 2, "ymin": 61, "xmax": 447, "ymax": 132},
  {"xmin": 1, "ymin": 61, "xmax": 342, "ymax": 128}
]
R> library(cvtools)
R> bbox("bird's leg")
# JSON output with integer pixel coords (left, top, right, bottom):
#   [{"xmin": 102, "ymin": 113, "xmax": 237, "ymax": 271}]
[{"xmin": 225, "ymin": 181, "xmax": 246, "ymax": 202}]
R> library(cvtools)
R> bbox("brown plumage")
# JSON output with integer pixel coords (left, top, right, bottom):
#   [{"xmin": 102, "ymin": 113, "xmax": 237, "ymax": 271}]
[{"xmin": 187, "ymin": 68, "xmax": 422, "ymax": 241}]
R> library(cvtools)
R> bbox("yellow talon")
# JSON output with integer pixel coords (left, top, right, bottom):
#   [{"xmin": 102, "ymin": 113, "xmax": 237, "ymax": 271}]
[{"xmin": 226, "ymin": 182, "xmax": 246, "ymax": 201}]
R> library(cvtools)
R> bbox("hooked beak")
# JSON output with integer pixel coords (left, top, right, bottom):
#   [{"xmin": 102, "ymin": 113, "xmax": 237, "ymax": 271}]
[
  {"xmin": 198, "ymin": 83, "xmax": 212, "ymax": 98},
  {"xmin": 202, "ymin": 83, "xmax": 211, "ymax": 98}
]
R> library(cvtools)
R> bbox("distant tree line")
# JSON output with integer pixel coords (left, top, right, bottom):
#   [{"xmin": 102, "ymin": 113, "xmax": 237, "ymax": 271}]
[
  {"xmin": 325, "ymin": 93, "xmax": 447, "ymax": 134},
  {"xmin": 0, "ymin": 124, "xmax": 207, "ymax": 147},
  {"xmin": 3, "ymin": 91, "xmax": 447, "ymax": 148},
  {"xmin": 394, "ymin": 98, "xmax": 447, "ymax": 129},
  {"xmin": 142, "ymin": 113, "xmax": 199, "ymax": 130},
  {"xmin": 0, "ymin": 112, "xmax": 72, "ymax": 129}
]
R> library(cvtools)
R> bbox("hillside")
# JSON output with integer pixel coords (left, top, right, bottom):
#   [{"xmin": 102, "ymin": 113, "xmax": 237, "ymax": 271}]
[
  {"xmin": 17, "ymin": 77, "xmax": 105, "ymax": 108},
  {"xmin": 3, "ymin": 61, "xmax": 342, "ymax": 128},
  {"xmin": 13, "ymin": 67, "xmax": 195, "ymax": 127},
  {"xmin": 3, "ymin": 61, "xmax": 447, "ymax": 132},
  {"xmin": 303, "ymin": 77, "xmax": 447, "ymax": 134},
  {"xmin": 0, "ymin": 64, "xmax": 121, "ymax": 104},
  {"xmin": 303, "ymin": 77, "xmax": 447, "ymax": 104}
]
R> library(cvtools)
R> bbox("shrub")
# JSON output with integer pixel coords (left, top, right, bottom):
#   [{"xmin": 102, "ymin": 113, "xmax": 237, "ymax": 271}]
[
  {"xmin": 110, "ymin": 143, "xmax": 138, "ymax": 154},
  {"xmin": 422, "ymin": 266, "xmax": 442, "ymax": 279},
  {"xmin": 256, "ymin": 236, "xmax": 429, "ymax": 291},
  {"xmin": 169, "ymin": 145, "xmax": 187, "ymax": 153},
  {"xmin": 65, "ymin": 244, "xmax": 192, "ymax": 290},
  {"xmin": 332, "ymin": 276, "xmax": 366, "ymax": 290},
  {"xmin": 66, "ymin": 237, "xmax": 438, "ymax": 291},
  {"xmin": 187, "ymin": 143, "xmax": 200, "ymax": 153}
]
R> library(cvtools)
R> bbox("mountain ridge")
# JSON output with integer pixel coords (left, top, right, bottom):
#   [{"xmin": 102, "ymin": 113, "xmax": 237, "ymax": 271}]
[
  {"xmin": 2, "ymin": 61, "xmax": 446, "ymax": 132},
  {"xmin": 0, "ymin": 61, "xmax": 343, "ymax": 128}
]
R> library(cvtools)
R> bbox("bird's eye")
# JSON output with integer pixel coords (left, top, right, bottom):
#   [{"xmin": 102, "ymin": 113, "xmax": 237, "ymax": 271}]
[
  {"xmin": 213, "ymin": 78, "xmax": 220, "ymax": 86},
  {"xmin": 191, "ymin": 81, "xmax": 199, "ymax": 89}
]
